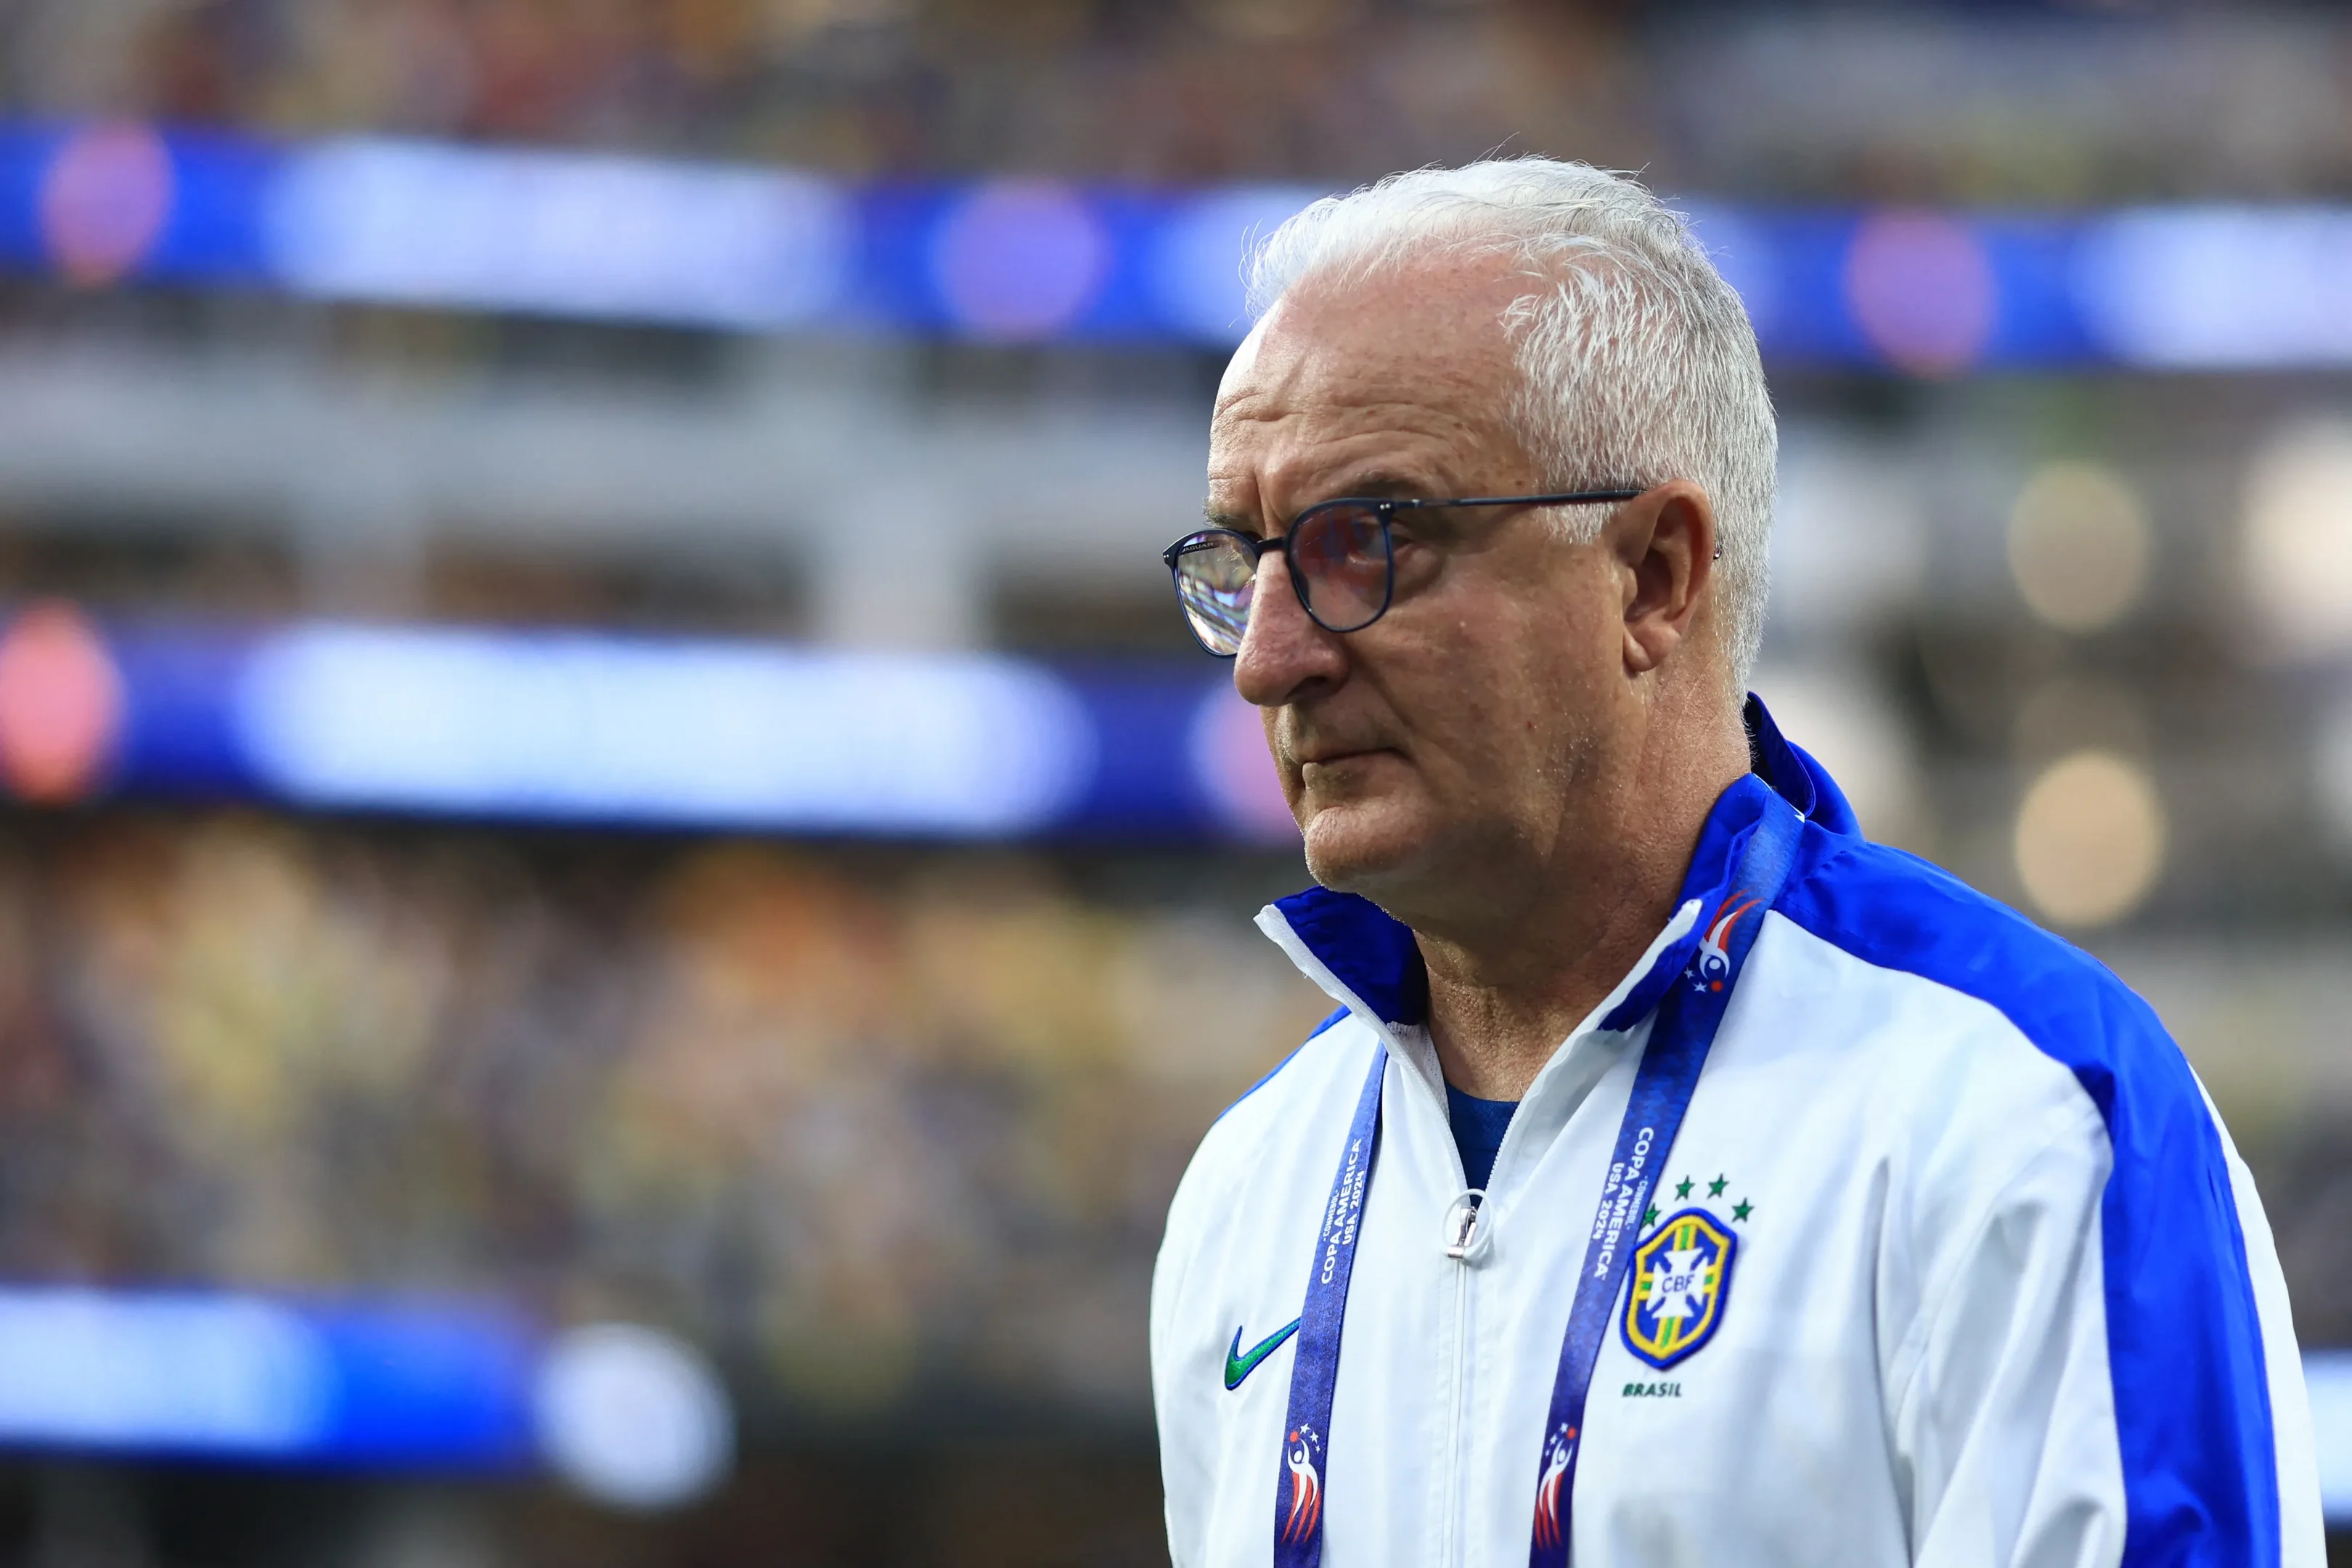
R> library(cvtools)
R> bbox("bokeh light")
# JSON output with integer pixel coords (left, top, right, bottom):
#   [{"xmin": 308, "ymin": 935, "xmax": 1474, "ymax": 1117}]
[
  {"xmin": 2007, "ymin": 460, "xmax": 2152, "ymax": 633},
  {"xmin": 533, "ymin": 1324, "xmax": 732, "ymax": 1512},
  {"xmin": 0, "ymin": 601, "xmax": 123, "ymax": 803},
  {"xmin": 37, "ymin": 122, "xmax": 173, "ymax": 287},
  {"xmin": 931, "ymin": 181, "xmax": 1108, "ymax": 341},
  {"xmin": 2013, "ymin": 750, "xmax": 2168, "ymax": 928},
  {"xmin": 2241, "ymin": 422, "xmax": 2352, "ymax": 660},
  {"xmin": 1188, "ymin": 685, "xmax": 1297, "ymax": 843},
  {"xmin": 1844, "ymin": 211, "xmax": 1996, "ymax": 376}
]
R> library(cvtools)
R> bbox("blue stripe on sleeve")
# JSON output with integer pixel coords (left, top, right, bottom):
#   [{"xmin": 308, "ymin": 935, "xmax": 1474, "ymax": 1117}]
[{"xmin": 1776, "ymin": 833, "xmax": 2279, "ymax": 1568}]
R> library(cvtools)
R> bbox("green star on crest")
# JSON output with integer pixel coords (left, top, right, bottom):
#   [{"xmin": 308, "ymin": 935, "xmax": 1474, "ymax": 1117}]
[
  {"xmin": 1642, "ymin": 1204, "xmax": 1659, "ymax": 1227},
  {"xmin": 1731, "ymin": 1199, "xmax": 1753, "ymax": 1222},
  {"xmin": 1707, "ymin": 1175, "xmax": 1728, "ymax": 1197},
  {"xmin": 1673, "ymin": 1176, "xmax": 1694, "ymax": 1200}
]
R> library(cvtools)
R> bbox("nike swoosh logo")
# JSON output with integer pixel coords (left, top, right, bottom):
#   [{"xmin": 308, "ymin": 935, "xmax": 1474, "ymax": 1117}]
[{"xmin": 1225, "ymin": 1318, "xmax": 1302, "ymax": 1390}]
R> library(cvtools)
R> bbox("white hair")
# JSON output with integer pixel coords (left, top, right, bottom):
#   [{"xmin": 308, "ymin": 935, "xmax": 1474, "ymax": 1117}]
[{"xmin": 1245, "ymin": 158, "xmax": 1777, "ymax": 695}]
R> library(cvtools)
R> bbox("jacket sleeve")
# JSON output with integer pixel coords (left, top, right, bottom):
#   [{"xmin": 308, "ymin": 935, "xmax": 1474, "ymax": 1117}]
[
  {"xmin": 1151, "ymin": 1145, "xmax": 1216, "ymax": 1568},
  {"xmin": 1888, "ymin": 1086, "xmax": 2324, "ymax": 1568}
]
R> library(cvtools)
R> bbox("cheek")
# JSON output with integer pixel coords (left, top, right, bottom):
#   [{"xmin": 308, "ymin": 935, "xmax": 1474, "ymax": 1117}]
[
  {"xmin": 1426, "ymin": 597, "xmax": 1612, "ymax": 769},
  {"xmin": 1383, "ymin": 626, "xmax": 1532, "ymax": 782},
  {"xmin": 1500, "ymin": 568, "xmax": 1620, "ymax": 688}
]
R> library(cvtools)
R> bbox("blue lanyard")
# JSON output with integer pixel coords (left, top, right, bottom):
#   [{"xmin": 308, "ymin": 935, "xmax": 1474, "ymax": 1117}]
[{"xmin": 1271, "ymin": 799, "xmax": 1802, "ymax": 1567}]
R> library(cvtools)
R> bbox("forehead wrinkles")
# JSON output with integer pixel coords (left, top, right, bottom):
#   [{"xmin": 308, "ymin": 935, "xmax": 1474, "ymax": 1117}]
[
  {"xmin": 1217, "ymin": 262, "xmax": 1526, "ymax": 444},
  {"xmin": 1207, "ymin": 397, "xmax": 1510, "ymax": 521}
]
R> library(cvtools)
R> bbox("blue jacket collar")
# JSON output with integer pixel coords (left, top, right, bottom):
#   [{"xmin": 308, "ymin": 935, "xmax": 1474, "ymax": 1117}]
[
  {"xmin": 1744, "ymin": 691, "xmax": 1859, "ymax": 838},
  {"xmin": 1261, "ymin": 695, "xmax": 1854, "ymax": 1033}
]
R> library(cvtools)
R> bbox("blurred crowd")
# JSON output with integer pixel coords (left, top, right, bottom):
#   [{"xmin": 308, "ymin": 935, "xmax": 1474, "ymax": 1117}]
[
  {"xmin": 3, "ymin": 0, "xmax": 2351, "ymax": 197},
  {"xmin": 0, "ymin": 0, "xmax": 1650, "ymax": 184},
  {"xmin": 0, "ymin": 809, "xmax": 1326, "ymax": 1421}
]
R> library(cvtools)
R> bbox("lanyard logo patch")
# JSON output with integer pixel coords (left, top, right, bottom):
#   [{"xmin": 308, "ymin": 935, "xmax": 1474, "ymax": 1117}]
[
  {"xmin": 1622, "ymin": 1207, "xmax": 1738, "ymax": 1368},
  {"xmin": 1532, "ymin": 1421, "xmax": 1577, "ymax": 1549},
  {"xmin": 1224, "ymin": 1318, "xmax": 1301, "ymax": 1390},
  {"xmin": 1281, "ymin": 1424, "xmax": 1324, "ymax": 1543},
  {"xmin": 1692, "ymin": 891, "xmax": 1764, "ymax": 992}
]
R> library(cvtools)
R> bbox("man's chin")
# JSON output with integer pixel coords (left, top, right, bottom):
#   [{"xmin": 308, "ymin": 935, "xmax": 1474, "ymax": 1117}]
[{"xmin": 1298, "ymin": 801, "xmax": 1437, "ymax": 900}]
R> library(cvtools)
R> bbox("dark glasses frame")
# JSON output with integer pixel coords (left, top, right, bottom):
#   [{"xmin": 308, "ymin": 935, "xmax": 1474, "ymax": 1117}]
[{"xmin": 1161, "ymin": 488, "xmax": 1646, "ymax": 658}]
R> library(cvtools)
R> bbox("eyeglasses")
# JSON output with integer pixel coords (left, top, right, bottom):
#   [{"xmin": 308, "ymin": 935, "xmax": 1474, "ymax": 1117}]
[{"xmin": 1161, "ymin": 489, "xmax": 1643, "ymax": 658}]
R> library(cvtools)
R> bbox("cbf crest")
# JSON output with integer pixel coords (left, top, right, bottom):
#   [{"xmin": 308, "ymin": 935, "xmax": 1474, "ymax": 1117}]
[{"xmin": 1622, "ymin": 1207, "xmax": 1736, "ymax": 1368}]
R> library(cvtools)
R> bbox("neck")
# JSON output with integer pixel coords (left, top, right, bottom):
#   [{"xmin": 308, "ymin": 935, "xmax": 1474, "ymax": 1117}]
[{"xmin": 1418, "ymin": 709, "xmax": 1749, "ymax": 1102}]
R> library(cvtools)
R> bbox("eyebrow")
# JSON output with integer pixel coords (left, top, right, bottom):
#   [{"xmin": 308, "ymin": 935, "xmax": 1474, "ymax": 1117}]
[
  {"xmin": 1199, "ymin": 472, "xmax": 1438, "ymax": 535},
  {"xmin": 1330, "ymin": 472, "xmax": 1430, "ymax": 500}
]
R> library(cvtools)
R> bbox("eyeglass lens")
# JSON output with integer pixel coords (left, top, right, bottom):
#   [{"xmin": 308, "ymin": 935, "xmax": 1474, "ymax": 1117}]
[
  {"xmin": 1169, "ymin": 503, "xmax": 1393, "ymax": 656},
  {"xmin": 1172, "ymin": 534, "xmax": 1257, "ymax": 655},
  {"xmin": 1291, "ymin": 503, "xmax": 1391, "ymax": 634}
]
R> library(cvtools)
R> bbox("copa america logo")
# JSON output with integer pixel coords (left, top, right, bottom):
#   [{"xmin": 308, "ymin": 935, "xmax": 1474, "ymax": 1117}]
[
  {"xmin": 1281, "ymin": 1423, "xmax": 1324, "ymax": 1543},
  {"xmin": 1691, "ymin": 892, "xmax": 1763, "ymax": 992},
  {"xmin": 1531, "ymin": 1421, "xmax": 1577, "ymax": 1549}
]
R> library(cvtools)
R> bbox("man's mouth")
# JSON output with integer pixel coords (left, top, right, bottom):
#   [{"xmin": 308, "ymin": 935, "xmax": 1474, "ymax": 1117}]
[{"xmin": 1296, "ymin": 746, "xmax": 1392, "ymax": 771}]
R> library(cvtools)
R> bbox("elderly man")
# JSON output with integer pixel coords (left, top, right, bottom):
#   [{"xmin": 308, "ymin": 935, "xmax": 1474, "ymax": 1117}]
[{"xmin": 1148, "ymin": 160, "xmax": 2322, "ymax": 1567}]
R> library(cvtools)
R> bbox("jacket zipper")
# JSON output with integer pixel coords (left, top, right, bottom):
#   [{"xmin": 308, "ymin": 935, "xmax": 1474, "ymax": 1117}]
[
  {"xmin": 1421, "ymin": 1047, "xmax": 1487, "ymax": 1568},
  {"xmin": 1439, "ymin": 1090, "xmax": 1477, "ymax": 1568},
  {"xmin": 1442, "ymin": 1252, "xmax": 1472, "ymax": 1567}
]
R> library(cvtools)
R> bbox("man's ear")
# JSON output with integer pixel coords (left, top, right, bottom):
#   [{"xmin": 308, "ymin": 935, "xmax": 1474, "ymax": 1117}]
[{"xmin": 1605, "ymin": 480, "xmax": 1718, "ymax": 674}]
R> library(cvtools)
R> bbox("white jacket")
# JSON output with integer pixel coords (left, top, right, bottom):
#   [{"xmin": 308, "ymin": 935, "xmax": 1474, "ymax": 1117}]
[{"xmin": 1151, "ymin": 706, "xmax": 2324, "ymax": 1567}]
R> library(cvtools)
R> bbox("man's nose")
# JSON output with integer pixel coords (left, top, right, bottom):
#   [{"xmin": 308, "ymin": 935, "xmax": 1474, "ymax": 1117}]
[{"xmin": 1233, "ymin": 553, "xmax": 1347, "ymax": 708}]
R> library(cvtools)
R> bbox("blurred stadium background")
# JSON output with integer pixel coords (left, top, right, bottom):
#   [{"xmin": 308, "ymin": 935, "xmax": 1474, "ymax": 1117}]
[{"xmin": 0, "ymin": 0, "xmax": 2348, "ymax": 1562}]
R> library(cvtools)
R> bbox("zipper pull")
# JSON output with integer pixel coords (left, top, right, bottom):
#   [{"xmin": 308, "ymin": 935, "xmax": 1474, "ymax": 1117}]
[{"xmin": 1442, "ymin": 1190, "xmax": 1487, "ymax": 1261}]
